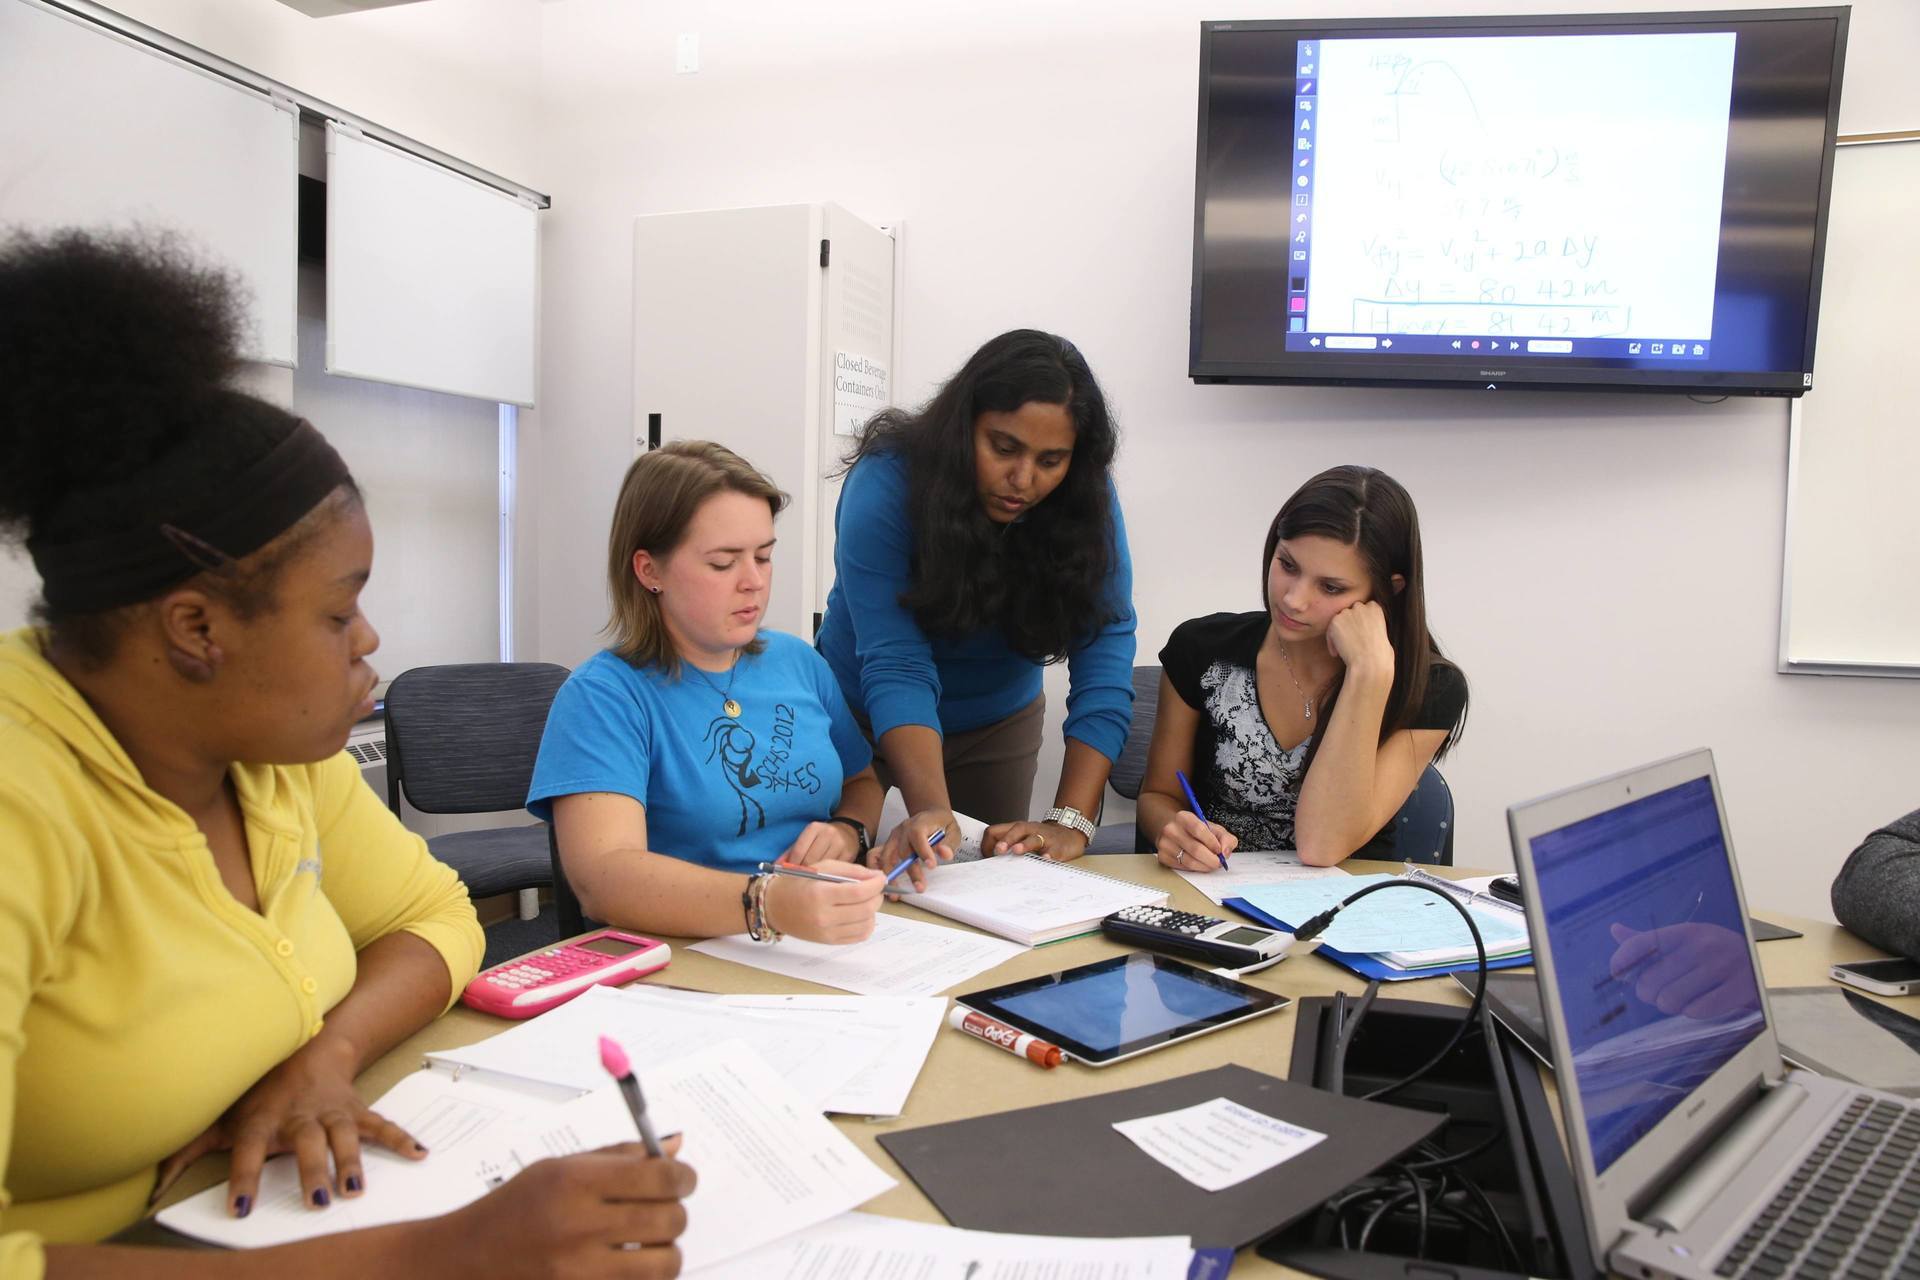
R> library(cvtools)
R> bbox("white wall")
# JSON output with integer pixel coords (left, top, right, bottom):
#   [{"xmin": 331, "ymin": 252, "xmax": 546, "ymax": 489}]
[
  {"xmin": 293, "ymin": 265, "xmax": 502, "ymax": 682},
  {"xmin": 3, "ymin": 0, "xmax": 547, "ymax": 668},
  {"xmin": 531, "ymin": 0, "xmax": 1920, "ymax": 921},
  {"xmin": 100, "ymin": 0, "xmax": 543, "ymax": 183}
]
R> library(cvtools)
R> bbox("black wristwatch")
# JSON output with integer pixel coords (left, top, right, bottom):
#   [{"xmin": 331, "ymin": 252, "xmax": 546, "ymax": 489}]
[{"xmin": 826, "ymin": 815, "xmax": 871, "ymax": 863}]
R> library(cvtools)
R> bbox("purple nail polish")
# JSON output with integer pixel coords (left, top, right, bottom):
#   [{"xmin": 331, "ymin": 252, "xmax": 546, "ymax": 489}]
[
  {"xmin": 233, "ymin": 1195, "xmax": 252, "ymax": 1218},
  {"xmin": 312, "ymin": 1187, "xmax": 330, "ymax": 1207},
  {"xmin": 345, "ymin": 1175, "xmax": 363, "ymax": 1193}
]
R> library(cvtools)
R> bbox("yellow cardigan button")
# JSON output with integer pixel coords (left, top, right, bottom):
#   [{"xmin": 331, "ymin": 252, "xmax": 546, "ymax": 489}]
[
  {"xmin": 276, "ymin": 938, "xmax": 295, "ymax": 958},
  {"xmin": 301, "ymin": 976, "xmax": 318, "ymax": 995}
]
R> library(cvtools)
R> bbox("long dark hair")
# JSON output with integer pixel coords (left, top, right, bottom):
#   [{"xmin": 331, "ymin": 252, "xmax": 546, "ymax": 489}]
[
  {"xmin": 840, "ymin": 329, "xmax": 1120, "ymax": 661},
  {"xmin": 1261, "ymin": 466, "xmax": 1467, "ymax": 771}
]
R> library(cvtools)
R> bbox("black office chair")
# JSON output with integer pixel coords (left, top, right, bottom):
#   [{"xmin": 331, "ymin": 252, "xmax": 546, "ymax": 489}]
[
  {"xmin": 383, "ymin": 662, "xmax": 570, "ymax": 923},
  {"xmin": 1390, "ymin": 763, "xmax": 1455, "ymax": 865},
  {"xmin": 1087, "ymin": 664, "xmax": 1163, "ymax": 854},
  {"xmin": 549, "ymin": 823, "xmax": 600, "ymax": 940}
]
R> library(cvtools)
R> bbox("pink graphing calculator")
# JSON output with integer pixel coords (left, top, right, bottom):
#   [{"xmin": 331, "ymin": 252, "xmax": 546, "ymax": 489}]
[{"xmin": 461, "ymin": 928, "xmax": 671, "ymax": 1019}]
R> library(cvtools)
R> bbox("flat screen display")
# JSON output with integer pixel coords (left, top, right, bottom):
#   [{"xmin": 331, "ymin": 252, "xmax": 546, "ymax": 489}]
[
  {"xmin": 1191, "ymin": 9, "xmax": 1849, "ymax": 395},
  {"xmin": 960, "ymin": 954, "xmax": 1288, "ymax": 1064},
  {"xmin": 1529, "ymin": 776, "xmax": 1765, "ymax": 1173}
]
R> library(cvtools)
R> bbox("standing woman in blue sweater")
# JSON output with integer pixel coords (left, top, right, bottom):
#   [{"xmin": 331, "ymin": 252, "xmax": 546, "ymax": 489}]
[{"xmin": 815, "ymin": 330, "xmax": 1136, "ymax": 882}]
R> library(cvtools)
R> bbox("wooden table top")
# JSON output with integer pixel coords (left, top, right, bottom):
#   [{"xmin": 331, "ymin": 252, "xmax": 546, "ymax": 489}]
[{"xmin": 156, "ymin": 856, "xmax": 1899, "ymax": 1275}]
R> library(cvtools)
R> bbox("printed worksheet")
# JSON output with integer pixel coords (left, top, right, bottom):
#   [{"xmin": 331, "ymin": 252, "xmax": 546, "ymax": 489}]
[
  {"xmin": 516, "ymin": 1040, "xmax": 896, "ymax": 1272},
  {"xmin": 426, "ymin": 984, "xmax": 892, "ymax": 1112},
  {"xmin": 1113, "ymin": 1097, "xmax": 1327, "ymax": 1193},
  {"xmin": 691, "ymin": 912, "xmax": 1023, "ymax": 997},
  {"xmin": 687, "ymin": 1211, "xmax": 1195, "ymax": 1279},
  {"xmin": 1175, "ymin": 851, "xmax": 1350, "ymax": 906}
]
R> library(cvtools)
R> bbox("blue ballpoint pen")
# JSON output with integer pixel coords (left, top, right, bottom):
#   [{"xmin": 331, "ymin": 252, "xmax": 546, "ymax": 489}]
[
  {"xmin": 884, "ymin": 827, "xmax": 944, "ymax": 888},
  {"xmin": 1175, "ymin": 769, "xmax": 1228, "ymax": 869}
]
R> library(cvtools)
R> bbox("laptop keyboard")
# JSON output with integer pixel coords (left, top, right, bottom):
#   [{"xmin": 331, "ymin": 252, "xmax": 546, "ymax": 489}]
[{"xmin": 1716, "ymin": 1095, "xmax": 1920, "ymax": 1279}]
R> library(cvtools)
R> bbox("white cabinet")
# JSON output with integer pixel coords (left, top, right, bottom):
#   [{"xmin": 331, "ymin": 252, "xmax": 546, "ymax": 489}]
[{"xmin": 631, "ymin": 204, "xmax": 898, "ymax": 638}]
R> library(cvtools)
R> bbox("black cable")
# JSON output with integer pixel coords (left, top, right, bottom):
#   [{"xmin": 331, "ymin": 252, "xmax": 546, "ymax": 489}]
[
  {"xmin": 1407, "ymin": 1161, "xmax": 1430, "ymax": 1256},
  {"xmin": 1450, "ymin": 1169, "xmax": 1523, "ymax": 1269},
  {"xmin": 1328, "ymin": 979, "xmax": 1381, "ymax": 1096},
  {"xmin": 1293, "ymin": 878, "xmax": 1489, "ymax": 1101},
  {"xmin": 1357, "ymin": 1186, "xmax": 1417, "ymax": 1249},
  {"xmin": 1404, "ymin": 1119, "xmax": 1508, "ymax": 1172}
]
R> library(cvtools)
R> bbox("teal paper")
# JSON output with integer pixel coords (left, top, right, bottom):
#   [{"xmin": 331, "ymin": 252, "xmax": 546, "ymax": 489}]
[{"xmin": 1237, "ymin": 875, "xmax": 1529, "ymax": 954}]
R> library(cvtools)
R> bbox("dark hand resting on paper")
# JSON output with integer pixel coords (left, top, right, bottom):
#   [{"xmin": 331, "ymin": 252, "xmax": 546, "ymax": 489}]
[
  {"xmin": 72, "ymin": 1140, "xmax": 696, "ymax": 1280},
  {"xmin": 149, "ymin": 1030, "xmax": 426, "ymax": 1216},
  {"xmin": 1609, "ymin": 921, "xmax": 1760, "ymax": 1020}
]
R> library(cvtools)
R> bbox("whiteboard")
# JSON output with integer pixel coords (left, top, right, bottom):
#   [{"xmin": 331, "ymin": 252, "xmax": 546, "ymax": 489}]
[
  {"xmin": 1779, "ymin": 137, "xmax": 1920, "ymax": 676},
  {"xmin": 325, "ymin": 124, "xmax": 539, "ymax": 406},
  {"xmin": 0, "ymin": 0, "xmax": 299, "ymax": 365}
]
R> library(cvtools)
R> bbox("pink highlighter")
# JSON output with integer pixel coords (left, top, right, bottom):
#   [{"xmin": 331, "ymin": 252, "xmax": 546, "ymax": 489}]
[{"xmin": 599, "ymin": 1035, "xmax": 665, "ymax": 1157}]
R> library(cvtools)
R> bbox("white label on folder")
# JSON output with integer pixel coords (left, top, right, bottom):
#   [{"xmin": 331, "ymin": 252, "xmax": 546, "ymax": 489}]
[{"xmin": 1112, "ymin": 1097, "xmax": 1326, "ymax": 1192}]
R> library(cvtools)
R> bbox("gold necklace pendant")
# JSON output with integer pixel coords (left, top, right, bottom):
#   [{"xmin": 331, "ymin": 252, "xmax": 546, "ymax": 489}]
[{"xmin": 689, "ymin": 652, "xmax": 744, "ymax": 718}]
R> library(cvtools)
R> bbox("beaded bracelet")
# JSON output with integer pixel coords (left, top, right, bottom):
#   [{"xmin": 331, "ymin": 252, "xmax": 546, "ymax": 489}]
[{"xmin": 743, "ymin": 872, "xmax": 783, "ymax": 944}]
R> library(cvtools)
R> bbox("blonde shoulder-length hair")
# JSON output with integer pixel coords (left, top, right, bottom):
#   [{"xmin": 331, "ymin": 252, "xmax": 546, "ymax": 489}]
[{"xmin": 604, "ymin": 440, "xmax": 789, "ymax": 670}]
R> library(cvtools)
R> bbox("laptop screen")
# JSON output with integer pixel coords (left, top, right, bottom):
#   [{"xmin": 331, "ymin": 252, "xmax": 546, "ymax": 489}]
[{"xmin": 1531, "ymin": 775, "xmax": 1766, "ymax": 1173}]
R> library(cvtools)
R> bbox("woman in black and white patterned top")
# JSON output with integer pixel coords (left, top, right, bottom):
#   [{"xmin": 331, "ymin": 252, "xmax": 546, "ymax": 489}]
[{"xmin": 1139, "ymin": 466, "xmax": 1469, "ymax": 868}]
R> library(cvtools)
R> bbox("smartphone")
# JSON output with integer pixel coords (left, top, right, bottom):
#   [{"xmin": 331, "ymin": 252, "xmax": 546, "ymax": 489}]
[
  {"xmin": 1831, "ymin": 957, "xmax": 1920, "ymax": 997},
  {"xmin": 1488, "ymin": 875, "xmax": 1523, "ymax": 906}
]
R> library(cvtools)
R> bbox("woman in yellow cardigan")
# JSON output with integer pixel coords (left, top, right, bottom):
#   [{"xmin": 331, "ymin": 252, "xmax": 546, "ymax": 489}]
[{"xmin": 0, "ymin": 233, "xmax": 690, "ymax": 1279}]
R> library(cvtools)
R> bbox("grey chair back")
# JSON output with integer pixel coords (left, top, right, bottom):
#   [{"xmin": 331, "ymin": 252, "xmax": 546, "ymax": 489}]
[
  {"xmin": 1087, "ymin": 664, "xmax": 1162, "ymax": 853},
  {"xmin": 1107, "ymin": 664, "xmax": 1162, "ymax": 801},
  {"xmin": 1392, "ymin": 763, "xmax": 1455, "ymax": 865},
  {"xmin": 384, "ymin": 663, "xmax": 570, "ymax": 815}
]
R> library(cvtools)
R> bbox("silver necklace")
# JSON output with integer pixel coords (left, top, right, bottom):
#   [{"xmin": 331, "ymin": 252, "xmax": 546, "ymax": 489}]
[
  {"xmin": 688, "ymin": 652, "xmax": 743, "ymax": 718},
  {"xmin": 1275, "ymin": 644, "xmax": 1314, "ymax": 720}
]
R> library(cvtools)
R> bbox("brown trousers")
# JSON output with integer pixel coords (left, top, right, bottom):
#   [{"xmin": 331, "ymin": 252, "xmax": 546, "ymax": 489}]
[{"xmin": 863, "ymin": 695, "xmax": 1046, "ymax": 825}]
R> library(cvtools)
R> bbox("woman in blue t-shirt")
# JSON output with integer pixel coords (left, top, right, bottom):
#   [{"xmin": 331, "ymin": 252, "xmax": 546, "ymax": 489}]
[
  {"xmin": 813, "ymin": 330, "xmax": 1137, "ymax": 884},
  {"xmin": 530, "ymin": 442, "xmax": 886, "ymax": 943},
  {"xmin": 1139, "ymin": 466, "xmax": 1469, "ymax": 868}
]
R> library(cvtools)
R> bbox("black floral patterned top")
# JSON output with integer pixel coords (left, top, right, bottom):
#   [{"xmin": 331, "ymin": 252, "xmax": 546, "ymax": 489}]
[{"xmin": 1158, "ymin": 611, "xmax": 1466, "ymax": 857}]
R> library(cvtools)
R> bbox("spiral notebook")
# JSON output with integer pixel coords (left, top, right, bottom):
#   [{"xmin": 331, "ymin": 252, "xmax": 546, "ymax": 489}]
[{"xmin": 905, "ymin": 854, "xmax": 1169, "ymax": 946}]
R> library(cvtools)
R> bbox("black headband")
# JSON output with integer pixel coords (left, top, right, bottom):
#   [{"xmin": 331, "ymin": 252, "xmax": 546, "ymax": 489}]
[{"xmin": 27, "ymin": 419, "xmax": 352, "ymax": 615}]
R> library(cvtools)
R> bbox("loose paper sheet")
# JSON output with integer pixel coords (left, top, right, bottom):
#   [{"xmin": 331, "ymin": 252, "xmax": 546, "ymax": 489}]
[
  {"xmin": 691, "ymin": 912, "xmax": 1023, "ymax": 997},
  {"xmin": 1112, "ymin": 1097, "xmax": 1327, "ymax": 1193},
  {"xmin": 687, "ymin": 1210, "xmax": 1194, "ymax": 1280},
  {"xmin": 1175, "ymin": 851, "xmax": 1350, "ymax": 906},
  {"xmin": 155, "ymin": 1070, "xmax": 565, "ymax": 1247},
  {"xmin": 159, "ymin": 1040, "xmax": 894, "ymax": 1271},
  {"xmin": 705, "ymin": 992, "xmax": 946, "ymax": 1116},
  {"xmin": 426, "ymin": 984, "xmax": 892, "ymax": 1113},
  {"xmin": 518, "ymin": 1040, "xmax": 897, "ymax": 1271},
  {"xmin": 1236, "ymin": 874, "xmax": 1528, "ymax": 954}
]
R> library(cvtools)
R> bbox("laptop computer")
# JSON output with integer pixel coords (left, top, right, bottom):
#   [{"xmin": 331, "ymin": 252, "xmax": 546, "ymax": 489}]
[{"xmin": 1508, "ymin": 748, "xmax": 1920, "ymax": 1280}]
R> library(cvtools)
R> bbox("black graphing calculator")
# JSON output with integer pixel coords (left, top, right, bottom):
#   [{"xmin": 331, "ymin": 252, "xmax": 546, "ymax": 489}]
[{"xmin": 1102, "ymin": 904, "xmax": 1297, "ymax": 969}]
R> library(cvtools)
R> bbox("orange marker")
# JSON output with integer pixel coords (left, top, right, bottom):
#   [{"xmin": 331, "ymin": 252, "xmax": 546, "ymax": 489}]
[{"xmin": 948, "ymin": 1006, "xmax": 1063, "ymax": 1068}]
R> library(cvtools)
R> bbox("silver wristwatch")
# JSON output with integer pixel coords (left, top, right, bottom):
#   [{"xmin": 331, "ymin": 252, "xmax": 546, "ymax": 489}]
[{"xmin": 1042, "ymin": 806, "xmax": 1097, "ymax": 842}]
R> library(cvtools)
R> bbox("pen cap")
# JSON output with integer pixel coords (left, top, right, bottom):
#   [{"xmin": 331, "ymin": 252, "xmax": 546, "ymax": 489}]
[{"xmin": 599, "ymin": 1034, "xmax": 633, "ymax": 1080}]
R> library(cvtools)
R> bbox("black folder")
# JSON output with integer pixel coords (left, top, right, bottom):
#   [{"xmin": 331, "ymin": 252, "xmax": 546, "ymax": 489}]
[{"xmin": 877, "ymin": 1064, "xmax": 1444, "ymax": 1249}]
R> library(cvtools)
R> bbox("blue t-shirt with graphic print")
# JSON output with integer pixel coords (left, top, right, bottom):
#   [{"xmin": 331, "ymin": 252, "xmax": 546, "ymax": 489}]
[{"xmin": 527, "ymin": 631, "xmax": 873, "ymax": 874}]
